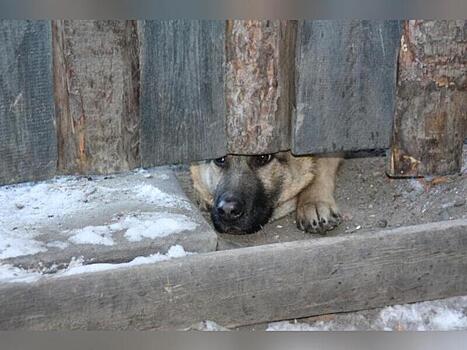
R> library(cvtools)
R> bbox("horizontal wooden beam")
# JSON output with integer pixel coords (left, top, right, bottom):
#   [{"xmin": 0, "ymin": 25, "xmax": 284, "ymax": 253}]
[{"xmin": 0, "ymin": 219, "xmax": 466, "ymax": 330}]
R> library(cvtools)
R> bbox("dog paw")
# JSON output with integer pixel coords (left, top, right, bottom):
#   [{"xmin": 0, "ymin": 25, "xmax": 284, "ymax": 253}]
[{"xmin": 296, "ymin": 200, "xmax": 341, "ymax": 234}]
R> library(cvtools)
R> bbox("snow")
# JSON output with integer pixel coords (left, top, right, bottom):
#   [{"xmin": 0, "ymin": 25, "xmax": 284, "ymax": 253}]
[
  {"xmin": 267, "ymin": 296, "xmax": 467, "ymax": 331},
  {"xmin": 190, "ymin": 320, "xmax": 230, "ymax": 331},
  {"xmin": 0, "ymin": 230, "xmax": 48, "ymax": 259},
  {"xmin": 62, "ymin": 212, "xmax": 198, "ymax": 245},
  {"xmin": 267, "ymin": 320, "xmax": 343, "ymax": 331},
  {"xmin": 46, "ymin": 241, "xmax": 69, "ymax": 250},
  {"xmin": 116, "ymin": 213, "xmax": 198, "ymax": 242},
  {"xmin": 57, "ymin": 244, "xmax": 192, "ymax": 277},
  {"xmin": 0, "ymin": 264, "xmax": 43, "ymax": 284},
  {"xmin": 134, "ymin": 184, "xmax": 191, "ymax": 209},
  {"xmin": 376, "ymin": 299, "xmax": 467, "ymax": 330},
  {"xmin": 67, "ymin": 225, "xmax": 115, "ymax": 246},
  {"xmin": 0, "ymin": 172, "xmax": 197, "ymax": 259},
  {"xmin": 0, "ymin": 245, "xmax": 192, "ymax": 284},
  {"xmin": 136, "ymin": 168, "xmax": 170, "ymax": 180},
  {"xmin": 0, "ymin": 180, "xmax": 88, "ymax": 258},
  {"xmin": 60, "ymin": 245, "xmax": 191, "ymax": 277}
]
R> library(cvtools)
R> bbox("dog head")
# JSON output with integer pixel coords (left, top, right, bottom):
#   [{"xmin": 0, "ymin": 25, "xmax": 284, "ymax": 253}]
[{"xmin": 190, "ymin": 152, "xmax": 315, "ymax": 234}]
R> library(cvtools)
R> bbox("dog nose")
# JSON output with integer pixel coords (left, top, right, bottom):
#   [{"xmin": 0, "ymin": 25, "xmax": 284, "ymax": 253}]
[{"xmin": 216, "ymin": 196, "xmax": 244, "ymax": 222}]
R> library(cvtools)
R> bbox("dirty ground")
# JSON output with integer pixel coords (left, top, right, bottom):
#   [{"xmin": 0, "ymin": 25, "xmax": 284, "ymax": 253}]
[{"xmin": 174, "ymin": 146, "xmax": 467, "ymax": 250}]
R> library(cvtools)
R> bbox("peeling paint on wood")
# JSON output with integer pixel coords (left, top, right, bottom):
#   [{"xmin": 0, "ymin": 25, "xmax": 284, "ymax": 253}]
[
  {"xmin": 388, "ymin": 20, "xmax": 466, "ymax": 177},
  {"xmin": 53, "ymin": 20, "xmax": 140, "ymax": 175},
  {"xmin": 225, "ymin": 20, "xmax": 296, "ymax": 154}
]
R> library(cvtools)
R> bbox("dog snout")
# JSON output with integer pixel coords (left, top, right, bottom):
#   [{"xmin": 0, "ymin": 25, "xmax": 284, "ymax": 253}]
[{"xmin": 216, "ymin": 194, "xmax": 244, "ymax": 222}]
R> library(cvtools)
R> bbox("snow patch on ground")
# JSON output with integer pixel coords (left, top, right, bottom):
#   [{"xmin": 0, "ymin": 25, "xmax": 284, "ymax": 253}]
[
  {"xmin": 46, "ymin": 241, "xmax": 69, "ymax": 250},
  {"xmin": 134, "ymin": 184, "xmax": 191, "ymax": 209},
  {"xmin": 0, "ymin": 264, "xmax": 43, "ymax": 284},
  {"xmin": 0, "ymin": 245, "xmax": 191, "ymax": 284},
  {"xmin": 59, "ymin": 245, "xmax": 187, "ymax": 277},
  {"xmin": 267, "ymin": 296, "xmax": 467, "ymax": 331},
  {"xmin": 67, "ymin": 226, "xmax": 115, "ymax": 246},
  {"xmin": 115, "ymin": 212, "xmax": 198, "ymax": 242},
  {"xmin": 136, "ymin": 168, "xmax": 170, "ymax": 180},
  {"xmin": 0, "ymin": 180, "xmax": 88, "ymax": 258},
  {"xmin": 0, "ymin": 230, "xmax": 48, "ymax": 259},
  {"xmin": 376, "ymin": 299, "xmax": 467, "ymax": 330},
  {"xmin": 63, "ymin": 212, "xmax": 198, "ymax": 245},
  {"xmin": 267, "ymin": 320, "xmax": 358, "ymax": 331},
  {"xmin": 0, "ymin": 172, "xmax": 196, "ymax": 258},
  {"xmin": 189, "ymin": 320, "xmax": 230, "ymax": 331}
]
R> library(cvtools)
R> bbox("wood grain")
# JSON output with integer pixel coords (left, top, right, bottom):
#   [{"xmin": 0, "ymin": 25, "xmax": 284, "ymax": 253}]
[
  {"xmin": 53, "ymin": 20, "xmax": 140, "ymax": 175},
  {"xmin": 0, "ymin": 20, "xmax": 56, "ymax": 185},
  {"xmin": 140, "ymin": 20, "xmax": 227, "ymax": 166},
  {"xmin": 388, "ymin": 20, "xmax": 467, "ymax": 177},
  {"xmin": 225, "ymin": 20, "xmax": 296, "ymax": 154},
  {"xmin": 293, "ymin": 20, "xmax": 402, "ymax": 154},
  {"xmin": 0, "ymin": 219, "xmax": 466, "ymax": 330}
]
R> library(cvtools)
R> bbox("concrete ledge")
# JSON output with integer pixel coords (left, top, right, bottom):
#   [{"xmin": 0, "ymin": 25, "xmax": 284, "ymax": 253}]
[
  {"xmin": 0, "ymin": 219, "xmax": 466, "ymax": 330},
  {"xmin": 1, "ymin": 167, "xmax": 217, "ymax": 269}
]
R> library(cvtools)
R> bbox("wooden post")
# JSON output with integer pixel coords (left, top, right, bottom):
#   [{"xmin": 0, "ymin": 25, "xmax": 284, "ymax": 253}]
[
  {"xmin": 388, "ymin": 20, "xmax": 466, "ymax": 177},
  {"xmin": 225, "ymin": 20, "xmax": 296, "ymax": 155},
  {"xmin": 53, "ymin": 20, "xmax": 140, "ymax": 175}
]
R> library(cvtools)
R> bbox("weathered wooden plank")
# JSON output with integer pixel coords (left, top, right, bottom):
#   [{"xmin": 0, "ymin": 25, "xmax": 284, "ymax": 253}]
[
  {"xmin": 225, "ymin": 20, "xmax": 296, "ymax": 154},
  {"xmin": 388, "ymin": 20, "xmax": 467, "ymax": 177},
  {"xmin": 0, "ymin": 20, "xmax": 56, "ymax": 185},
  {"xmin": 1, "ymin": 219, "xmax": 466, "ymax": 330},
  {"xmin": 53, "ymin": 20, "xmax": 140, "ymax": 175},
  {"xmin": 293, "ymin": 20, "xmax": 402, "ymax": 154},
  {"xmin": 140, "ymin": 20, "xmax": 226, "ymax": 166}
]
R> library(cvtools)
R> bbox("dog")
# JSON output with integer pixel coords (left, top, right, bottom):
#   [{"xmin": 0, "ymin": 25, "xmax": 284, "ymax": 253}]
[{"xmin": 190, "ymin": 152, "xmax": 342, "ymax": 234}]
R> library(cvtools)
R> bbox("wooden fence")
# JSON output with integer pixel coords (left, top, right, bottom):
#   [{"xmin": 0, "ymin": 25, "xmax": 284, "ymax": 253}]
[{"xmin": 0, "ymin": 20, "xmax": 466, "ymax": 185}]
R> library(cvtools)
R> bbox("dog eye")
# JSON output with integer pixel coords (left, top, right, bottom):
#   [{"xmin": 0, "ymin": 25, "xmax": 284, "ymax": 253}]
[
  {"xmin": 214, "ymin": 157, "xmax": 226, "ymax": 167},
  {"xmin": 254, "ymin": 154, "xmax": 273, "ymax": 167}
]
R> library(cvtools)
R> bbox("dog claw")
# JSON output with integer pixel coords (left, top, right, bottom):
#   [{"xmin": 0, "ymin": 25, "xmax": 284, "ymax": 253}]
[{"xmin": 296, "ymin": 201, "xmax": 341, "ymax": 234}]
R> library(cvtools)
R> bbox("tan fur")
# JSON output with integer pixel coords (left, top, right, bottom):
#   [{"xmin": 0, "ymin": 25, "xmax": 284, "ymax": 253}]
[{"xmin": 190, "ymin": 152, "xmax": 342, "ymax": 233}]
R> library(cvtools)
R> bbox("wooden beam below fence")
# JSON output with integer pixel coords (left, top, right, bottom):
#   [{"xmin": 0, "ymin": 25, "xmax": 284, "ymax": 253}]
[
  {"xmin": 0, "ymin": 219, "xmax": 466, "ymax": 330},
  {"xmin": 388, "ymin": 20, "xmax": 467, "ymax": 177}
]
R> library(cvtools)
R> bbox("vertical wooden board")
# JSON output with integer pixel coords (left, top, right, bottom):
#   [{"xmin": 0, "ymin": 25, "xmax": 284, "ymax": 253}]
[
  {"xmin": 53, "ymin": 20, "xmax": 140, "ymax": 175},
  {"xmin": 225, "ymin": 20, "xmax": 296, "ymax": 155},
  {"xmin": 293, "ymin": 20, "xmax": 402, "ymax": 154},
  {"xmin": 0, "ymin": 20, "xmax": 56, "ymax": 185},
  {"xmin": 388, "ymin": 20, "xmax": 467, "ymax": 177},
  {"xmin": 140, "ymin": 20, "xmax": 226, "ymax": 166}
]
